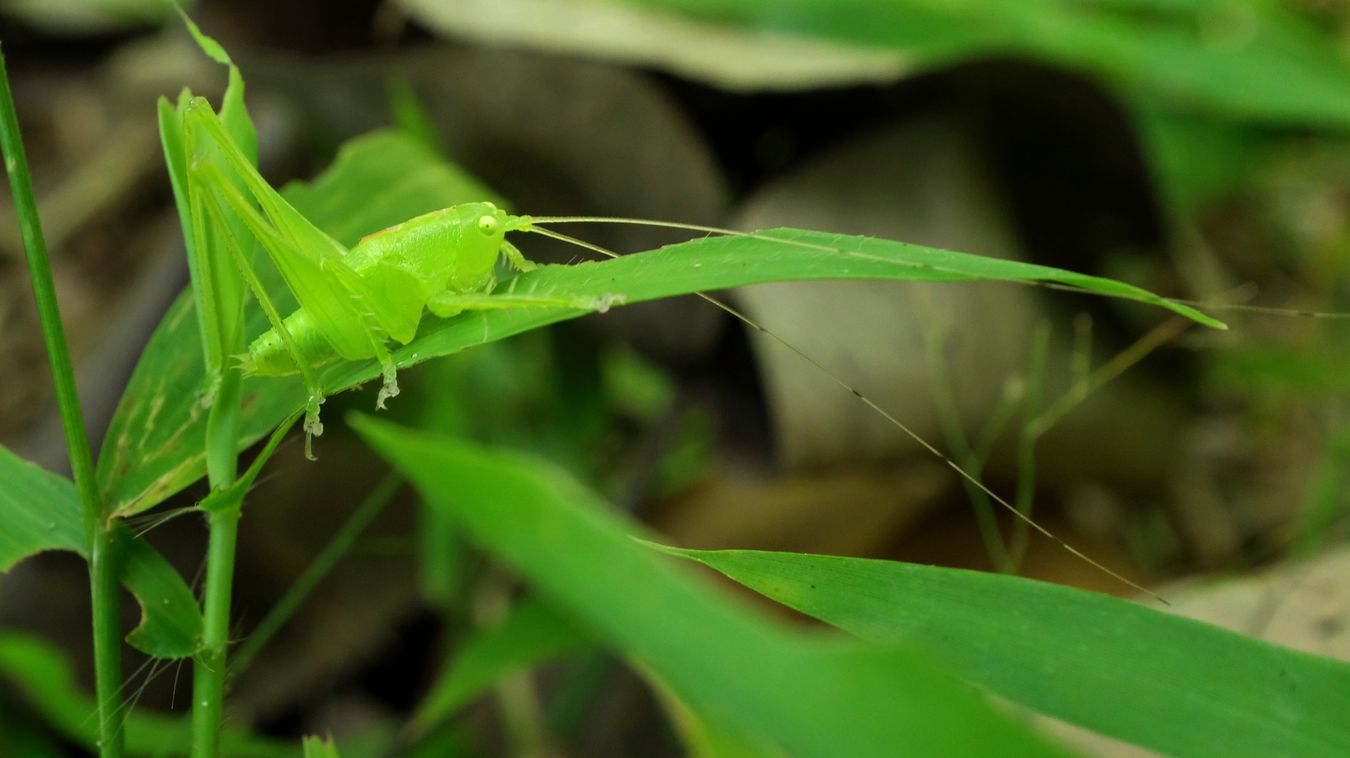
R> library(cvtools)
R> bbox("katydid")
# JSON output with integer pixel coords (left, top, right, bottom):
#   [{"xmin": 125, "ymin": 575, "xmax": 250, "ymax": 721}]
[{"xmin": 180, "ymin": 97, "xmax": 622, "ymax": 459}]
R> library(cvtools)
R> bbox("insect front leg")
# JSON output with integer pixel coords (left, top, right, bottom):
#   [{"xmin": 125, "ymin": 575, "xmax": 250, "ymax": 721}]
[{"xmin": 500, "ymin": 240, "xmax": 536, "ymax": 273}]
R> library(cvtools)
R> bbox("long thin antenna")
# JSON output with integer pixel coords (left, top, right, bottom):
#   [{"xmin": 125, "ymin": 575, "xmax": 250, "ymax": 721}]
[
  {"xmin": 526, "ymin": 223, "xmax": 1167, "ymax": 604},
  {"xmin": 530, "ymin": 215, "xmax": 738, "ymax": 237}
]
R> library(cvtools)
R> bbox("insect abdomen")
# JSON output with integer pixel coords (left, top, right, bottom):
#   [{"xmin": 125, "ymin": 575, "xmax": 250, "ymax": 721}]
[{"xmin": 245, "ymin": 308, "xmax": 343, "ymax": 376}]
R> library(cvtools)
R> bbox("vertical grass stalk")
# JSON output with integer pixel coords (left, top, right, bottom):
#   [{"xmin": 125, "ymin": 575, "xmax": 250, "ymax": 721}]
[
  {"xmin": 230, "ymin": 474, "xmax": 401, "ymax": 678},
  {"xmin": 1009, "ymin": 323, "xmax": 1051, "ymax": 570},
  {"xmin": 192, "ymin": 497, "xmax": 240, "ymax": 757},
  {"xmin": 0, "ymin": 46, "xmax": 124, "ymax": 758},
  {"xmin": 191, "ymin": 366, "xmax": 243, "ymax": 757}
]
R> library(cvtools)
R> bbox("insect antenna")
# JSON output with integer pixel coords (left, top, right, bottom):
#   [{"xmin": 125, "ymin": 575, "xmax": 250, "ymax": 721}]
[
  {"xmin": 530, "ymin": 216, "xmax": 1350, "ymax": 321},
  {"xmin": 527, "ymin": 223, "xmax": 1167, "ymax": 603}
]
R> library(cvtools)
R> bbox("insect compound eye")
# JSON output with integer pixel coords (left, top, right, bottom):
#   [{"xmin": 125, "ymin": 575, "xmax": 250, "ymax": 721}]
[{"xmin": 477, "ymin": 215, "xmax": 500, "ymax": 235}]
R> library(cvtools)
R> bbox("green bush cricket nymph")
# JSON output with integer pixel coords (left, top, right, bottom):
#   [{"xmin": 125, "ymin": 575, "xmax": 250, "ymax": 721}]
[{"xmin": 179, "ymin": 97, "xmax": 622, "ymax": 458}]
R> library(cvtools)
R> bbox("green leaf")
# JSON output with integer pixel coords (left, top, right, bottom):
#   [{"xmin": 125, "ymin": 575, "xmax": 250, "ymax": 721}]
[
  {"xmin": 0, "ymin": 445, "xmax": 84, "ymax": 571},
  {"xmin": 0, "ymin": 631, "xmax": 292, "ymax": 757},
  {"xmin": 179, "ymin": 9, "xmax": 233, "ymax": 66},
  {"xmin": 102, "ymin": 175, "xmax": 1220, "ymax": 516},
  {"xmin": 657, "ymin": 546, "xmax": 1350, "ymax": 758},
  {"xmin": 312, "ymin": 224, "xmax": 1221, "ymax": 407},
  {"xmin": 351, "ymin": 415, "xmax": 1065, "ymax": 757},
  {"xmin": 387, "ymin": 79, "xmax": 448, "ymax": 157},
  {"xmin": 398, "ymin": 0, "xmax": 910, "ymax": 91},
  {"xmin": 0, "ymin": 0, "xmax": 187, "ymax": 34},
  {"xmin": 281, "ymin": 129, "xmax": 506, "ymax": 239},
  {"xmin": 647, "ymin": 672, "xmax": 786, "ymax": 758},
  {"xmin": 619, "ymin": 0, "xmax": 1350, "ymax": 131},
  {"xmin": 302, "ymin": 735, "xmax": 340, "ymax": 758},
  {"xmin": 625, "ymin": 228, "xmax": 1222, "ymax": 325},
  {"xmin": 1133, "ymin": 105, "xmax": 1272, "ymax": 211},
  {"xmin": 0, "ymin": 445, "xmax": 202, "ymax": 658},
  {"xmin": 412, "ymin": 598, "xmax": 590, "ymax": 735},
  {"xmin": 117, "ymin": 524, "xmax": 203, "ymax": 657},
  {"xmin": 1207, "ymin": 344, "xmax": 1350, "ymax": 396}
]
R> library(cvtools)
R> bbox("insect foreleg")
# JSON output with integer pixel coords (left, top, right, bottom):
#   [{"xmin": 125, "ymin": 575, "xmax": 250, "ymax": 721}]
[{"xmin": 500, "ymin": 240, "xmax": 537, "ymax": 273}]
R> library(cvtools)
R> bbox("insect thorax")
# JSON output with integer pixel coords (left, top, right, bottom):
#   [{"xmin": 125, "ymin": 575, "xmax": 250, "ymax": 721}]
[{"xmin": 348, "ymin": 202, "xmax": 510, "ymax": 294}]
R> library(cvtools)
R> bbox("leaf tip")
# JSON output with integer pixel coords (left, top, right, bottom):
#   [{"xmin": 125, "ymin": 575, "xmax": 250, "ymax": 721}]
[{"xmin": 177, "ymin": 9, "xmax": 233, "ymax": 67}]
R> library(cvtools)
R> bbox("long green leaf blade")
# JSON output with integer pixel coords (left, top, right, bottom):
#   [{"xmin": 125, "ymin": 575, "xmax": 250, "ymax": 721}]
[
  {"xmin": 102, "ymin": 141, "xmax": 1219, "ymax": 516},
  {"xmin": 620, "ymin": 0, "xmax": 1350, "ymax": 131},
  {"xmin": 526, "ymin": 227, "xmax": 1222, "ymax": 326},
  {"xmin": 351, "ymin": 415, "xmax": 1066, "ymax": 757},
  {"xmin": 659, "ymin": 546, "xmax": 1350, "ymax": 757},
  {"xmin": 0, "ymin": 445, "xmax": 84, "ymax": 570}
]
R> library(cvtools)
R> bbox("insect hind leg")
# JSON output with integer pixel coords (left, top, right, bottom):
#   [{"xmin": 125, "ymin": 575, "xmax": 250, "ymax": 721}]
[{"xmin": 195, "ymin": 183, "xmax": 328, "ymax": 459}]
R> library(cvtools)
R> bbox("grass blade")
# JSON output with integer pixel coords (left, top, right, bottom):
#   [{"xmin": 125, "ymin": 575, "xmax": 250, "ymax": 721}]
[
  {"xmin": 0, "ymin": 48, "xmax": 124, "ymax": 755},
  {"xmin": 659, "ymin": 546, "xmax": 1350, "ymax": 757},
  {"xmin": 411, "ymin": 598, "xmax": 590, "ymax": 737},
  {"xmin": 351, "ymin": 414, "xmax": 1067, "ymax": 757}
]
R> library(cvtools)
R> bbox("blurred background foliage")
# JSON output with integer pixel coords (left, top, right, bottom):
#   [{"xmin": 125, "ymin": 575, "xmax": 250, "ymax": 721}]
[{"xmin": 0, "ymin": 0, "xmax": 1347, "ymax": 754}]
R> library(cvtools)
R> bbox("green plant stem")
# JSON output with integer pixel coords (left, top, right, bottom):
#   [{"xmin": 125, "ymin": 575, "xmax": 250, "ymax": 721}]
[
  {"xmin": 192, "ymin": 500, "xmax": 241, "ymax": 758},
  {"xmin": 88, "ymin": 528, "xmax": 124, "ymax": 755},
  {"xmin": 204, "ymin": 362, "xmax": 243, "ymax": 489},
  {"xmin": 0, "ymin": 46, "xmax": 124, "ymax": 758},
  {"xmin": 923, "ymin": 327, "xmax": 1012, "ymax": 572},
  {"xmin": 1009, "ymin": 323, "xmax": 1050, "ymax": 571},
  {"xmin": 191, "ymin": 365, "xmax": 243, "ymax": 758}
]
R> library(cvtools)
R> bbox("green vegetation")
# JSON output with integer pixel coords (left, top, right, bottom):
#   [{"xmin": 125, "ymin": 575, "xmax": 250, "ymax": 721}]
[{"xmin": 1, "ymin": 2, "xmax": 1347, "ymax": 756}]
